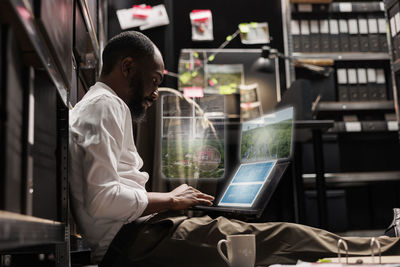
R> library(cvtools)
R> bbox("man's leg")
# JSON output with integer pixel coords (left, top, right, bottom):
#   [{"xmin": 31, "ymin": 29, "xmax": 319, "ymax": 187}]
[{"xmin": 103, "ymin": 212, "xmax": 400, "ymax": 267}]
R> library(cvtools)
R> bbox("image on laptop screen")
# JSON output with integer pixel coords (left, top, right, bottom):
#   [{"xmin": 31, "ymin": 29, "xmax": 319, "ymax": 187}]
[
  {"xmin": 241, "ymin": 107, "xmax": 293, "ymax": 163},
  {"xmin": 218, "ymin": 161, "xmax": 277, "ymax": 207}
]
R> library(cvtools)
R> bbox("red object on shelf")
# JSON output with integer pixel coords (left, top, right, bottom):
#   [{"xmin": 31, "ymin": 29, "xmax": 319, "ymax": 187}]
[
  {"xmin": 190, "ymin": 9, "xmax": 211, "ymax": 23},
  {"xmin": 132, "ymin": 5, "xmax": 152, "ymax": 19}
]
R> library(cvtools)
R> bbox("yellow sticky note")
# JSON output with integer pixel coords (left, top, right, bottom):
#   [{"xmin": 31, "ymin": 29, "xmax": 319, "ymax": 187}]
[
  {"xmin": 250, "ymin": 22, "xmax": 258, "ymax": 28},
  {"xmin": 193, "ymin": 52, "xmax": 199, "ymax": 58},
  {"xmin": 212, "ymin": 78, "xmax": 218, "ymax": 84},
  {"xmin": 226, "ymin": 35, "xmax": 232, "ymax": 41},
  {"xmin": 239, "ymin": 23, "xmax": 249, "ymax": 33},
  {"xmin": 219, "ymin": 85, "xmax": 236, "ymax": 95},
  {"xmin": 208, "ymin": 54, "xmax": 215, "ymax": 62},
  {"xmin": 179, "ymin": 72, "xmax": 191, "ymax": 84},
  {"xmin": 191, "ymin": 71, "xmax": 198, "ymax": 77}
]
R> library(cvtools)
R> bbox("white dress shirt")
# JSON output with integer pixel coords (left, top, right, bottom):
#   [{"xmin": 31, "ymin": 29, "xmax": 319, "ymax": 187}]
[{"xmin": 69, "ymin": 82, "xmax": 149, "ymax": 262}]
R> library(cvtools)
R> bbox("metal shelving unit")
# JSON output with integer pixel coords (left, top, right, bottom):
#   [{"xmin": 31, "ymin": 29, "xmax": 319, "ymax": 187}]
[
  {"xmin": 1, "ymin": 0, "xmax": 68, "ymax": 106},
  {"xmin": 282, "ymin": 0, "xmax": 400, "ymax": 231},
  {"xmin": 78, "ymin": 0, "xmax": 100, "ymax": 60}
]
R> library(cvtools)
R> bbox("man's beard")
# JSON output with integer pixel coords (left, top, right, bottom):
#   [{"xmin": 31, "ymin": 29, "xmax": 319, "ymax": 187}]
[{"xmin": 128, "ymin": 78, "xmax": 147, "ymax": 123}]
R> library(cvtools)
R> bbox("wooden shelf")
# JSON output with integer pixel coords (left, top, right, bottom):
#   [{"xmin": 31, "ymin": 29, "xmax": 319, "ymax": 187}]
[
  {"xmin": 293, "ymin": 52, "xmax": 390, "ymax": 61},
  {"xmin": 0, "ymin": 211, "xmax": 65, "ymax": 250},
  {"xmin": 303, "ymin": 171, "xmax": 400, "ymax": 188},
  {"xmin": 316, "ymin": 101, "xmax": 394, "ymax": 112}
]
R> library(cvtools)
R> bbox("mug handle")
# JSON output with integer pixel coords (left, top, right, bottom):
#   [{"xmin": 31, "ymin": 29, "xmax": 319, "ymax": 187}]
[{"xmin": 217, "ymin": 239, "xmax": 231, "ymax": 267}]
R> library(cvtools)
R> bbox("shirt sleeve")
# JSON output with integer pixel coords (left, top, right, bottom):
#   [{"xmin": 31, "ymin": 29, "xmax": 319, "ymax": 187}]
[{"xmin": 71, "ymin": 95, "xmax": 148, "ymax": 222}]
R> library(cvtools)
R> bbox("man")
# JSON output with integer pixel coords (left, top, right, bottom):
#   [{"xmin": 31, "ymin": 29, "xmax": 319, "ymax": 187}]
[{"xmin": 70, "ymin": 31, "xmax": 400, "ymax": 267}]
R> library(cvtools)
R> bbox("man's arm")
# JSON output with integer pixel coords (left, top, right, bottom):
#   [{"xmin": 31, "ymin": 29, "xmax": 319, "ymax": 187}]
[{"xmin": 142, "ymin": 184, "xmax": 215, "ymax": 216}]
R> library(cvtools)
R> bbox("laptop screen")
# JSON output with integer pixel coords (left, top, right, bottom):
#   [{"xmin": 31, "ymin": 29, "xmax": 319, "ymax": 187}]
[
  {"xmin": 218, "ymin": 160, "xmax": 277, "ymax": 207},
  {"xmin": 240, "ymin": 107, "xmax": 294, "ymax": 163}
]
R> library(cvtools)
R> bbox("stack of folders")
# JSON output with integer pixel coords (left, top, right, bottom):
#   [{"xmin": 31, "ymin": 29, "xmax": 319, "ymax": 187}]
[
  {"xmin": 292, "ymin": 17, "xmax": 387, "ymax": 53},
  {"xmin": 388, "ymin": 2, "xmax": 400, "ymax": 62},
  {"xmin": 293, "ymin": 2, "xmax": 385, "ymax": 13},
  {"xmin": 337, "ymin": 68, "xmax": 387, "ymax": 101}
]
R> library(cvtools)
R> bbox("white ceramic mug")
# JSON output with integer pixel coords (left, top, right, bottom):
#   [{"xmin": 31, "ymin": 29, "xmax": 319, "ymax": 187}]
[{"xmin": 217, "ymin": 234, "xmax": 256, "ymax": 267}]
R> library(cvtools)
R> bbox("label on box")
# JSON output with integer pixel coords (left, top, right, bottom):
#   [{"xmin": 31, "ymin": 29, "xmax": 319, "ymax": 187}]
[
  {"xmin": 337, "ymin": 69, "xmax": 347, "ymax": 84},
  {"xmin": 329, "ymin": 19, "xmax": 339, "ymax": 34},
  {"xmin": 320, "ymin": 20, "xmax": 329, "ymax": 34},
  {"xmin": 310, "ymin": 20, "xmax": 319, "ymax": 33},
  {"xmin": 395, "ymin": 13, "xmax": 400, "ymax": 34},
  {"xmin": 357, "ymin": 68, "xmax": 367, "ymax": 84},
  {"xmin": 358, "ymin": 19, "xmax": 368, "ymax": 34},
  {"xmin": 347, "ymin": 69, "xmax": 357, "ymax": 84},
  {"xmin": 339, "ymin": 3, "xmax": 352, "ymax": 12},
  {"xmin": 367, "ymin": 68, "xmax": 377, "ymax": 83},
  {"xmin": 391, "ymin": 17, "xmax": 397, "ymax": 37},
  {"xmin": 345, "ymin": 122, "xmax": 362, "ymax": 132},
  {"xmin": 376, "ymin": 69, "xmax": 386, "ymax": 84},
  {"xmin": 339, "ymin": 20, "xmax": 348, "ymax": 33},
  {"xmin": 378, "ymin": 18, "xmax": 387, "ymax": 34},
  {"xmin": 387, "ymin": 121, "xmax": 399, "ymax": 131},
  {"xmin": 300, "ymin": 20, "xmax": 310, "ymax": 35},
  {"xmin": 368, "ymin": 19, "xmax": 378, "ymax": 34},
  {"xmin": 348, "ymin": 19, "xmax": 358, "ymax": 34},
  {"xmin": 291, "ymin": 20, "xmax": 300, "ymax": 35}
]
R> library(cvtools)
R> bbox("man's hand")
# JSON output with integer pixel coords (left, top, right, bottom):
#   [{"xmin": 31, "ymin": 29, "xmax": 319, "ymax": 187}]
[
  {"xmin": 168, "ymin": 184, "xmax": 214, "ymax": 210},
  {"xmin": 142, "ymin": 184, "xmax": 214, "ymax": 216}
]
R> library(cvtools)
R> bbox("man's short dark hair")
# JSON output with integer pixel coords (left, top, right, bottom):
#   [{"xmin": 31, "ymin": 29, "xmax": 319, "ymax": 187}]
[{"xmin": 101, "ymin": 31, "xmax": 155, "ymax": 75}]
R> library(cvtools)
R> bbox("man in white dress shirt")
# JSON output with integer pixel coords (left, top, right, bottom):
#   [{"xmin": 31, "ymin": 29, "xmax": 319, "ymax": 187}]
[{"xmin": 69, "ymin": 31, "xmax": 400, "ymax": 267}]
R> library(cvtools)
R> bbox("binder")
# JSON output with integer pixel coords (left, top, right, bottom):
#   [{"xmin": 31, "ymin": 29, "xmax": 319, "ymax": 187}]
[
  {"xmin": 376, "ymin": 69, "xmax": 387, "ymax": 100},
  {"xmin": 389, "ymin": 5, "xmax": 398, "ymax": 60},
  {"xmin": 300, "ymin": 20, "xmax": 311, "ymax": 52},
  {"xmin": 329, "ymin": 19, "xmax": 340, "ymax": 52},
  {"xmin": 378, "ymin": 18, "xmax": 388, "ymax": 52},
  {"xmin": 352, "ymin": 2, "xmax": 382, "ymax": 12},
  {"xmin": 310, "ymin": 20, "xmax": 320, "ymax": 52},
  {"xmin": 337, "ymin": 68, "xmax": 349, "ymax": 101},
  {"xmin": 367, "ymin": 17, "xmax": 380, "ymax": 52},
  {"xmin": 331, "ymin": 2, "xmax": 383, "ymax": 13},
  {"xmin": 320, "ymin": 20, "xmax": 331, "ymax": 52},
  {"xmin": 358, "ymin": 17, "xmax": 369, "ymax": 52},
  {"xmin": 347, "ymin": 68, "xmax": 359, "ymax": 101},
  {"xmin": 291, "ymin": 20, "xmax": 301, "ymax": 52},
  {"xmin": 339, "ymin": 19, "xmax": 350, "ymax": 52},
  {"xmin": 367, "ymin": 68, "xmax": 378, "ymax": 100},
  {"xmin": 357, "ymin": 68, "xmax": 368, "ymax": 101},
  {"xmin": 348, "ymin": 19, "xmax": 360, "ymax": 52}
]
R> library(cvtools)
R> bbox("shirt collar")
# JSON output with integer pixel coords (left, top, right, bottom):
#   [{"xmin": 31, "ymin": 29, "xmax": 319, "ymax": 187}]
[{"xmin": 95, "ymin": 81, "xmax": 118, "ymax": 96}]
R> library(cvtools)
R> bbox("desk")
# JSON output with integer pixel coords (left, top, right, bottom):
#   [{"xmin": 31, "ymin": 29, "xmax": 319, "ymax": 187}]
[{"xmin": 294, "ymin": 120, "xmax": 334, "ymax": 229}]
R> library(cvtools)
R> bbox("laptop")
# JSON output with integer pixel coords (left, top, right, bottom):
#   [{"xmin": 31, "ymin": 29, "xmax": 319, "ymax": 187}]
[{"xmin": 193, "ymin": 106, "xmax": 294, "ymax": 217}]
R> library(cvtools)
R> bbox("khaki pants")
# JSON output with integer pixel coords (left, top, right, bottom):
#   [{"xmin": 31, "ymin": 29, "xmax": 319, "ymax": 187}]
[{"xmin": 99, "ymin": 212, "xmax": 400, "ymax": 267}]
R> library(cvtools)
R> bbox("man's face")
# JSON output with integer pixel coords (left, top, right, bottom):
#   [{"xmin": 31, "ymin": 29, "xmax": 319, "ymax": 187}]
[{"xmin": 127, "ymin": 50, "xmax": 164, "ymax": 122}]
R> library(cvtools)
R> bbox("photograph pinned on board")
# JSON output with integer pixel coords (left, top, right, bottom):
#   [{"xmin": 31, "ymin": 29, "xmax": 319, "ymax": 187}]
[
  {"xmin": 116, "ymin": 4, "xmax": 169, "ymax": 30},
  {"xmin": 239, "ymin": 22, "xmax": 270, "ymax": 44},
  {"xmin": 190, "ymin": 10, "xmax": 214, "ymax": 41}
]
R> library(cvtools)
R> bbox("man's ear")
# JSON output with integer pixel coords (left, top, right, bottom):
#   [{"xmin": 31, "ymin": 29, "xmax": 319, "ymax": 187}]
[{"xmin": 121, "ymin": 57, "xmax": 135, "ymax": 78}]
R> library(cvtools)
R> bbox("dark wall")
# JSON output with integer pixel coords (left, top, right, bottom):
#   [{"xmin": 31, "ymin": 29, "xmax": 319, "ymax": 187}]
[{"xmin": 108, "ymin": 0, "xmax": 284, "ymax": 88}]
